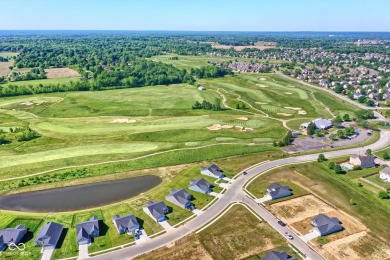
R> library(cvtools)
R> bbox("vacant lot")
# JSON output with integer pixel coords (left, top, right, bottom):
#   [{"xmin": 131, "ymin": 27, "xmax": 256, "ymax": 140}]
[
  {"xmin": 45, "ymin": 67, "xmax": 80, "ymax": 78},
  {"xmin": 211, "ymin": 41, "xmax": 277, "ymax": 51},
  {"xmin": 137, "ymin": 205, "xmax": 298, "ymax": 260},
  {"xmin": 0, "ymin": 61, "xmax": 13, "ymax": 76}
]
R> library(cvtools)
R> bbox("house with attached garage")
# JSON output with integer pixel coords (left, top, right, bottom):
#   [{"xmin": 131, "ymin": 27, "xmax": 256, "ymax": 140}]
[
  {"xmin": 267, "ymin": 183, "xmax": 292, "ymax": 200},
  {"xmin": 189, "ymin": 178, "xmax": 212, "ymax": 194},
  {"xmin": 0, "ymin": 225, "xmax": 27, "ymax": 252},
  {"xmin": 349, "ymin": 155, "xmax": 376, "ymax": 169},
  {"xmin": 379, "ymin": 167, "xmax": 390, "ymax": 182},
  {"xmin": 261, "ymin": 251, "xmax": 297, "ymax": 260},
  {"xmin": 311, "ymin": 214, "xmax": 343, "ymax": 236},
  {"xmin": 166, "ymin": 189, "xmax": 193, "ymax": 209},
  {"xmin": 112, "ymin": 214, "xmax": 141, "ymax": 237},
  {"xmin": 201, "ymin": 164, "xmax": 224, "ymax": 179},
  {"xmin": 144, "ymin": 201, "xmax": 169, "ymax": 222},
  {"xmin": 34, "ymin": 222, "xmax": 63, "ymax": 250},
  {"xmin": 76, "ymin": 216, "xmax": 100, "ymax": 245}
]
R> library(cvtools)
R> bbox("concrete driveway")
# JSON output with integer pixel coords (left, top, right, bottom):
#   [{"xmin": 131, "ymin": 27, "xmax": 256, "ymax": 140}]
[
  {"xmin": 255, "ymin": 195, "xmax": 271, "ymax": 204},
  {"xmin": 301, "ymin": 230, "xmax": 320, "ymax": 242},
  {"xmin": 78, "ymin": 244, "xmax": 89, "ymax": 259},
  {"xmin": 192, "ymin": 209, "xmax": 203, "ymax": 216},
  {"xmin": 158, "ymin": 221, "xmax": 174, "ymax": 231},
  {"xmin": 209, "ymin": 192, "xmax": 223, "ymax": 198},
  {"xmin": 41, "ymin": 248, "xmax": 54, "ymax": 260},
  {"xmin": 136, "ymin": 229, "xmax": 150, "ymax": 244}
]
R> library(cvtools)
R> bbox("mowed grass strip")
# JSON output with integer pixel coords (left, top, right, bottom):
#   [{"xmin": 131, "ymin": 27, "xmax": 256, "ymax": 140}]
[{"xmin": 0, "ymin": 143, "xmax": 159, "ymax": 169}]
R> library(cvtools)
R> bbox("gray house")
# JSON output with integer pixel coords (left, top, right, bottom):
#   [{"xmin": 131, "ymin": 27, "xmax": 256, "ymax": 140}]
[
  {"xmin": 189, "ymin": 178, "xmax": 212, "ymax": 194},
  {"xmin": 166, "ymin": 189, "xmax": 193, "ymax": 209},
  {"xmin": 35, "ymin": 222, "xmax": 63, "ymax": 250},
  {"xmin": 200, "ymin": 164, "xmax": 224, "ymax": 179},
  {"xmin": 112, "ymin": 214, "xmax": 140, "ymax": 237},
  {"xmin": 261, "ymin": 251, "xmax": 297, "ymax": 260},
  {"xmin": 76, "ymin": 216, "xmax": 100, "ymax": 245},
  {"xmin": 144, "ymin": 201, "xmax": 169, "ymax": 222},
  {"xmin": 0, "ymin": 225, "xmax": 27, "ymax": 252},
  {"xmin": 311, "ymin": 214, "xmax": 343, "ymax": 236},
  {"xmin": 267, "ymin": 183, "xmax": 292, "ymax": 200}
]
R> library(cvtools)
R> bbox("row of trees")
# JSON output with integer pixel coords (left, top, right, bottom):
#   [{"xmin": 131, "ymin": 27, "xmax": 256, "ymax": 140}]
[{"xmin": 192, "ymin": 99, "xmax": 223, "ymax": 111}]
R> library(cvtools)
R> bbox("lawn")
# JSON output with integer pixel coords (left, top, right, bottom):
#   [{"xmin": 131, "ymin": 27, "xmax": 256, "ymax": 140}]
[
  {"xmin": 3, "ymin": 77, "xmax": 80, "ymax": 87},
  {"xmin": 365, "ymin": 174, "xmax": 390, "ymax": 190},
  {"xmin": 136, "ymin": 204, "xmax": 298, "ymax": 260}
]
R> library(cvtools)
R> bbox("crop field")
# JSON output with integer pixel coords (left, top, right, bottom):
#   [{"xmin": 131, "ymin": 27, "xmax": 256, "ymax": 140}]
[
  {"xmin": 0, "ymin": 61, "xmax": 13, "ymax": 76},
  {"xmin": 45, "ymin": 67, "xmax": 80, "ymax": 78}
]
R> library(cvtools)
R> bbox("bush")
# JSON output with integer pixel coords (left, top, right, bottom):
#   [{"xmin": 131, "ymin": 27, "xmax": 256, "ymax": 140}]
[
  {"xmin": 328, "ymin": 162, "xmax": 335, "ymax": 169},
  {"xmin": 334, "ymin": 164, "xmax": 344, "ymax": 174},
  {"xmin": 383, "ymin": 151, "xmax": 390, "ymax": 160},
  {"xmin": 318, "ymin": 154, "xmax": 327, "ymax": 162},
  {"xmin": 378, "ymin": 191, "xmax": 390, "ymax": 199}
]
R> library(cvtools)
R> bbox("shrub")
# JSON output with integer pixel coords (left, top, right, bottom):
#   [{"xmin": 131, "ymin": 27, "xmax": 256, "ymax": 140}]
[
  {"xmin": 328, "ymin": 162, "xmax": 335, "ymax": 169},
  {"xmin": 378, "ymin": 191, "xmax": 390, "ymax": 199}
]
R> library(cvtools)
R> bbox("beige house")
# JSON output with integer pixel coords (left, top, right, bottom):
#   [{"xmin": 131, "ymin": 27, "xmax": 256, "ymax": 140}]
[
  {"xmin": 349, "ymin": 155, "xmax": 376, "ymax": 169},
  {"xmin": 379, "ymin": 167, "xmax": 390, "ymax": 182}
]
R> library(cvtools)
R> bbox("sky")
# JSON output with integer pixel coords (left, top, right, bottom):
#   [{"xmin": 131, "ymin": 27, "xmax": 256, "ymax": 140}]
[{"xmin": 1, "ymin": 0, "xmax": 390, "ymax": 31}]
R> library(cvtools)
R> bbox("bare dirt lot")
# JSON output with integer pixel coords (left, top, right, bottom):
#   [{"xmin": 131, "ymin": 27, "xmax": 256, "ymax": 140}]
[
  {"xmin": 269, "ymin": 195, "xmax": 334, "ymax": 224},
  {"xmin": 45, "ymin": 68, "xmax": 80, "ymax": 78},
  {"xmin": 212, "ymin": 42, "xmax": 276, "ymax": 51},
  {"xmin": 0, "ymin": 61, "xmax": 13, "ymax": 76}
]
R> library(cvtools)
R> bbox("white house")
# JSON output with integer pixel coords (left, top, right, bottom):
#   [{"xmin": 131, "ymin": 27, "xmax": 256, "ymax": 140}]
[{"xmin": 379, "ymin": 167, "xmax": 390, "ymax": 182}]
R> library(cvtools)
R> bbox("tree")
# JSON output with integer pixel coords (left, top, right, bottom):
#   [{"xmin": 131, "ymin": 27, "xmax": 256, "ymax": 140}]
[
  {"xmin": 356, "ymin": 109, "xmax": 375, "ymax": 120},
  {"xmin": 307, "ymin": 122, "xmax": 316, "ymax": 135},
  {"xmin": 358, "ymin": 95, "xmax": 367, "ymax": 103},
  {"xmin": 334, "ymin": 164, "xmax": 344, "ymax": 174},
  {"xmin": 0, "ymin": 135, "xmax": 9, "ymax": 145},
  {"xmin": 236, "ymin": 103, "xmax": 241, "ymax": 109},
  {"xmin": 342, "ymin": 114, "xmax": 350, "ymax": 121},
  {"xmin": 318, "ymin": 154, "xmax": 327, "ymax": 162},
  {"xmin": 365, "ymin": 149, "xmax": 372, "ymax": 156},
  {"xmin": 332, "ymin": 116, "xmax": 343, "ymax": 127},
  {"xmin": 383, "ymin": 151, "xmax": 390, "ymax": 160},
  {"xmin": 378, "ymin": 191, "xmax": 390, "ymax": 199},
  {"xmin": 337, "ymin": 130, "xmax": 345, "ymax": 139},
  {"xmin": 328, "ymin": 162, "xmax": 335, "ymax": 169}
]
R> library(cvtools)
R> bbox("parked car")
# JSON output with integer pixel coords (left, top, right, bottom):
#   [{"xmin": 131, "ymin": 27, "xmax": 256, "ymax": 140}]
[
  {"xmin": 277, "ymin": 220, "xmax": 286, "ymax": 227},
  {"xmin": 285, "ymin": 232, "xmax": 293, "ymax": 240},
  {"xmin": 243, "ymin": 171, "xmax": 248, "ymax": 175}
]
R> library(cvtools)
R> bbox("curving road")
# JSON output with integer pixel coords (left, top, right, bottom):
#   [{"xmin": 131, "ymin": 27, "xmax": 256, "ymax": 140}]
[{"xmin": 91, "ymin": 129, "xmax": 390, "ymax": 260}]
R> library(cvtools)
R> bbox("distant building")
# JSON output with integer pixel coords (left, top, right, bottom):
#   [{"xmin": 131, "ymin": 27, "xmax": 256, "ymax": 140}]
[
  {"xmin": 112, "ymin": 214, "xmax": 140, "ymax": 237},
  {"xmin": 379, "ymin": 167, "xmax": 390, "ymax": 182},
  {"xmin": 35, "ymin": 222, "xmax": 63, "ymax": 250},
  {"xmin": 144, "ymin": 201, "xmax": 169, "ymax": 222},
  {"xmin": 189, "ymin": 178, "xmax": 212, "ymax": 194},
  {"xmin": 267, "ymin": 183, "xmax": 292, "ymax": 200},
  {"xmin": 300, "ymin": 118, "xmax": 332, "ymax": 131},
  {"xmin": 76, "ymin": 216, "xmax": 100, "ymax": 245},
  {"xmin": 166, "ymin": 189, "xmax": 193, "ymax": 209},
  {"xmin": 201, "ymin": 164, "xmax": 224, "ymax": 179},
  {"xmin": 311, "ymin": 214, "xmax": 343, "ymax": 236},
  {"xmin": 0, "ymin": 225, "xmax": 27, "ymax": 252},
  {"xmin": 349, "ymin": 155, "xmax": 375, "ymax": 169}
]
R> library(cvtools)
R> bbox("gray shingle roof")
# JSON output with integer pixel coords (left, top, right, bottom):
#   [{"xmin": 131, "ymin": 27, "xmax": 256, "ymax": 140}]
[
  {"xmin": 190, "ymin": 178, "xmax": 211, "ymax": 192},
  {"xmin": 381, "ymin": 166, "xmax": 390, "ymax": 176},
  {"xmin": 261, "ymin": 251, "xmax": 297, "ymax": 260},
  {"xmin": 312, "ymin": 214, "xmax": 343, "ymax": 235},
  {"xmin": 166, "ymin": 189, "xmax": 192, "ymax": 206},
  {"xmin": 313, "ymin": 118, "xmax": 332, "ymax": 129},
  {"xmin": 267, "ymin": 183, "xmax": 291, "ymax": 198},
  {"xmin": 351, "ymin": 155, "xmax": 375, "ymax": 164},
  {"xmin": 112, "ymin": 214, "xmax": 139, "ymax": 233},
  {"xmin": 146, "ymin": 201, "xmax": 169, "ymax": 220},
  {"xmin": 76, "ymin": 216, "xmax": 99, "ymax": 244},
  {"xmin": 0, "ymin": 225, "xmax": 27, "ymax": 248},
  {"xmin": 35, "ymin": 222, "xmax": 63, "ymax": 247},
  {"xmin": 201, "ymin": 164, "xmax": 223, "ymax": 177}
]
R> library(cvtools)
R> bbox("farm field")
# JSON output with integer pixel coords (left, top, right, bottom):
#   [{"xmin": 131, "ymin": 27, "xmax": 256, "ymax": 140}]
[
  {"xmin": 136, "ymin": 204, "xmax": 299, "ymax": 260},
  {"xmin": 0, "ymin": 61, "xmax": 13, "ymax": 76},
  {"xmin": 0, "ymin": 52, "xmax": 19, "ymax": 58},
  {"xmin": 246, "ymin": 160, "xmax": 390, "ymax": 260},
  {"xmin": 45, "ymin": 67, "xmax": 80, "ymax": 78}
]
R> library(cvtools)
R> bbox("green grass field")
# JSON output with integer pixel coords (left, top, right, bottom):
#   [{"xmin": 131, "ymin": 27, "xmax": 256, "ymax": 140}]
[
  {"xmin": 0, "ymin": 52, "xmax": 19, "ymax": 58},
  {"xmin": 2, "ymin": 77, "xmax": 80, "ymax": 87}
]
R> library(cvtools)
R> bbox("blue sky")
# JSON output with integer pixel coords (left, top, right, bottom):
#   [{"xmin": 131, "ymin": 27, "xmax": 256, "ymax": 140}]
[{"xmin": 1, "ymin": 0, "xmax": 389, "ymax": 31}]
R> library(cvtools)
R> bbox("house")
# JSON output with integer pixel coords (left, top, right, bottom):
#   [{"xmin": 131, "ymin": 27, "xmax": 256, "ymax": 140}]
[
  {"xmin": 144, "ymin": 201, "xmax": 169, "ymax": 222},
  {"xmin": 349, "ymin": 155, "xmax": 376, "ymax": 169},
  {"xmin": 198, "ymin": 86, "xmax": 206, "ymax": 90},
  {"xmin": 166, "ymin": 189, "xmax": 193, "ymax": 209},
  {"xmin": 201, "ymin": 164, "xmax": 224, "ymax": 179},
  {"xmin": 0, "ymin": 225, "xmax": 27, "ymax": 252},
  {"xmin": 261, "ymin": 251, "xmax": 297, "ymax": 260},
  {"xmin": 76, "ymin": 216, "xmax": 100, "ymax": 245},
  {"xmin": 112, "ymin": 214, "xmax": 140, "ymax": 236},
  {"xmin": 34, "ymin": 222, "xmax": 63, "ymax": 250},
  {"xmin": 379, "ymin": 167, "xmax": 390, "ymax": 182},
  {"xmin": 189, "ymin": 178, "xmax": 212, "ymax": 194},
  {"xmin": 267, "ymin": 183, "xmax": 292, "ymax": 200},
  {"xmin": 311, "ymin": 214, "xmax": 343, "ymax": 236}
]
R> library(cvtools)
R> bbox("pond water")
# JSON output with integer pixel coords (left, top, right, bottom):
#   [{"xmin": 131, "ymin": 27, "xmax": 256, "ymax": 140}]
[{"xmin": 0, "ymin": 175, "xmax": 162, "ymax": 212}]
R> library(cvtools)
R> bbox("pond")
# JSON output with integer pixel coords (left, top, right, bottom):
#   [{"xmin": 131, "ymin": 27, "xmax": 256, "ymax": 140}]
[{"xmin": 0, "ymin": 175, "xmax": 162, "ymax": 212}]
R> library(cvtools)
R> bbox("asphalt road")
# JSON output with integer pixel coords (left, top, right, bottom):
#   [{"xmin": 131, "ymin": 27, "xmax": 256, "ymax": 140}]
[
  {"xmin": 274, "ymin": 71, "xmax": 387, "ymax": 120},
  {"xmin": 91, "ymin": 129, "xmax": 390, "ymax": 260}
]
